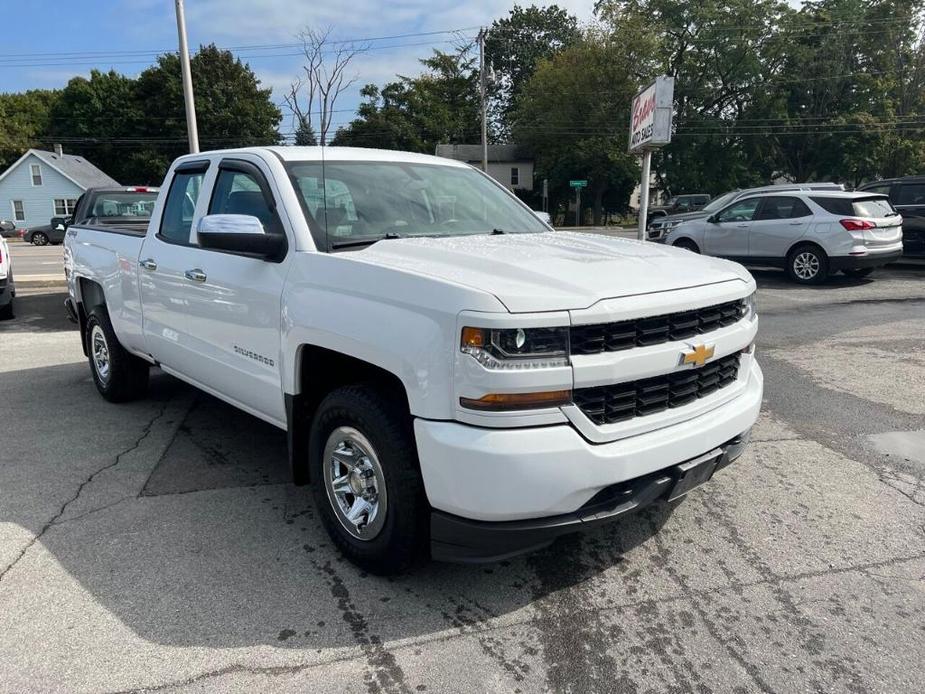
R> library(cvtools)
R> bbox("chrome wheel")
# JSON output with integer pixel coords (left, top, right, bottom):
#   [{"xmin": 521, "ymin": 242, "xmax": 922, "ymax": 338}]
[
  {"xmin": 792, "ymin": 251, "xmax": 820, "ymax": 280},
  {"xmin": 32, "ymin": 233, "xmax": 48, "ymax": 246},
  {"xmin": 323, "ymin": 426, "xmax": 388, "ymax": 541},
  {"xmin": 91, "ymin": 325, "xmax": 111, "ymax": 384}
]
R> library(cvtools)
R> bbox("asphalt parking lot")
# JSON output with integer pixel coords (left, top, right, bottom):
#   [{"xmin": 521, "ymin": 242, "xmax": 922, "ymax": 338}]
[{"xmin": 1, "ymin": 262, "xmax": 924, "ymax": 693}]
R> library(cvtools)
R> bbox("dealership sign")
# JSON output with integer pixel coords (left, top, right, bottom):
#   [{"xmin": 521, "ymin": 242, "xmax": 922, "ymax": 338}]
[{"xmin": 628, "ymin": 76, "xmax": 674, "ymax": 153}]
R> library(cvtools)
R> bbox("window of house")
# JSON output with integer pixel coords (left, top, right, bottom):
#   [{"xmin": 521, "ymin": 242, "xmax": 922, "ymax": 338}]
[
  {"xmin": 12, "ymin": 200, "xmax": 25, "ymax": 222},
  {"xmin": 54, "ymin": 198, "xmax": 78, "ymax": 216},
  {"xmin": 30, "ymin": 164, "xmax": 42, "ymax": 186},
  {"xmin": 511, "ymin": 167, "xmax": 519, "ymax": 186}
]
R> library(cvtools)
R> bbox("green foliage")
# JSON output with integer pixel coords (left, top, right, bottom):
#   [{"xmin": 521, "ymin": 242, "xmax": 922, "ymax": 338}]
[
  {"xmin": 484, "ymin": 4, "xmax": 581, "ymax": 137},
  {"xmin": 11, "ymin": 45, "xmax": 281, "ymax": 184},
  {"xmin": 332, "ymin": 49, "xmax": 480, "ymax": 153},
  {"xmin": 511, "ymin": 30, "xmax": 645, "ymax": 223},
  {"xmin": 0, "ymin": 90, "xmax": 59, "ymax": 171}
]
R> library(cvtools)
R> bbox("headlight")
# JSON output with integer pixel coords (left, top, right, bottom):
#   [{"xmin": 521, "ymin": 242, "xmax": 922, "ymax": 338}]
[
  {"xmin": 739, "ymin": 291, "xmax": 757, "ymax": 321},
  {"xmin": 460, "ymin": 326, "xmax": 569, "ymax": 369}
]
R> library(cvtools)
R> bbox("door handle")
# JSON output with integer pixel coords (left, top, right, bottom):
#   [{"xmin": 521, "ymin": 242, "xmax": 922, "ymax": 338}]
[
  {"xmin": 789, "ymin": 221, "xmax": 803, "ymax": 225},
  {"xmin": 184, "ymin": 268, "xmax": 207, "ymax": 283},
  {"xmin": 139, "ymin": 258, "xmax": 157, "ymax": 271},
  {"xmin": 735, "ymin": 224, "xmax": 749, "ymax": 228}
]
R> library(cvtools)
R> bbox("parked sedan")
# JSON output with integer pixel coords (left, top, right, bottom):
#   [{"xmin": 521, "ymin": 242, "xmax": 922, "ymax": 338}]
[
  {"xmin": 856, "ymin": 175, "xmax": 925, "ymax": 257},
  {"xmin": 22, "ymin": 223, "xmax": 63, "ymax": 246},
  {"xmin": 664, "ymin": 191, "xmax": 903, "ymax": 284},
  {"xmin": 1, "ymin": 219, "xmax": 19, "ymax": 238}
]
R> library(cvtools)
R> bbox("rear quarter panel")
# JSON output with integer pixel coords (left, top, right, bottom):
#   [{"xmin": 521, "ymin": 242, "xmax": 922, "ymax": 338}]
[{"xmin": 66, "ymin": 226, "xmax": 146, "ymax": 353}]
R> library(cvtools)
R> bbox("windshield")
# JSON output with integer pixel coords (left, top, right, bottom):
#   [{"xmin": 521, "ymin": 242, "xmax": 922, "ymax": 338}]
[
  {"xmin": 702, "ymin": 191, "xmax": 738, "ymax": 212},
  {"xmin": 287, "ymin": 161, "xmax": 547, "ymax": 250},
  {"xmin": 88, "ymin": 192, "xmax": 158, "ymax": 219}
]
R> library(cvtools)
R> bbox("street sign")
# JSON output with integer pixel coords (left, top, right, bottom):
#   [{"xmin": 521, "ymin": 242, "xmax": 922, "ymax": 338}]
[
  {"xmin": 569, "ymin": 180, "xmax": 588, "ymax": 188},
  {"xmin": 628, "ymin": 76, "xmax": 674, "ymax": 154}
]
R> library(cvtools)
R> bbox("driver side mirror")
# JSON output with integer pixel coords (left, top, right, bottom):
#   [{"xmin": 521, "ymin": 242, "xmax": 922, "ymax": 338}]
[
  {"xmin": 197, "ymin": 214, "xmax": 286, "ymax": 261},
  {"xmin": 706, "ymin": 214, "xmax": 718, "ymax": 224}
]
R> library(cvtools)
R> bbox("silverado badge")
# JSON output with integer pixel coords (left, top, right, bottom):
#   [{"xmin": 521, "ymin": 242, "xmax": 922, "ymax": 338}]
[{"xmin": 681, "ymin": 343, "xmax": 715, "ymax": 367}]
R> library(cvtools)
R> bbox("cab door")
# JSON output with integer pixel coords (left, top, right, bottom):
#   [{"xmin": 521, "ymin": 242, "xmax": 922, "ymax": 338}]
[
  {"xmin": 703, "ymin": 197, "xmax": 760, "ymax": 258},
  {"xmin": 138, "ymin": 161, "xmax": 210, "ymax": 369},
  {"xmin": 748, "ymin": 196, "xmax": 814, "ymax": 260}
]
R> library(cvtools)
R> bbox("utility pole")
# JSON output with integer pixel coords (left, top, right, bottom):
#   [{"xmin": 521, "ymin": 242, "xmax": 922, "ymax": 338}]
[
  {"xmin": 477, "ymin": 28, "xmax": 488, "ymax": 172},
  {"xmin": 575, "ymin": 186, "xmax": 581, "ymax": 227},
  {"xmin": 174, "ymin": 0, "xmax": 199, "ymax": 154}
]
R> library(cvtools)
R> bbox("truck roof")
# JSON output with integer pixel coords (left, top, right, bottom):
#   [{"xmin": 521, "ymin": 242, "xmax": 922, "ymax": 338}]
[{"xmin": 178, "ymin": 146, "xmax": 470, "ymax": 168}]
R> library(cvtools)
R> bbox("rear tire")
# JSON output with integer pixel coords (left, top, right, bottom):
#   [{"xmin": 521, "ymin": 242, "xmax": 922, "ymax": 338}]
[
  {"xmin": 0, "ymin": 301, "xmax": 12, "ymax": 320},
  {"xmin": 674, "ymin": 238, "xmax": 700, "ymax": 254},
  {"xmin": 31, "ymin": 232, "xmax": 48, "ymax": 246},
  {"xmin": 85, "ymin": 307, "xmax": 149, "ymax": 402},
  {"xmin": 786, "ymin": 244, "xmax": 829, "ymax": 284},
  {"xmin": 843, "ymin": 267, "xmax": 874, "ymax": 279},
  {"xmin": 309, "ymin": 385, "xmax": 427, "ymax": 575}
]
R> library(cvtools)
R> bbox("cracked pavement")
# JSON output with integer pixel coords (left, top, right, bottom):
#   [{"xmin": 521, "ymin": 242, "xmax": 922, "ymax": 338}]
[{"xmin": 1, "ymin": 265, "xmax": 924, "ymax": 694}]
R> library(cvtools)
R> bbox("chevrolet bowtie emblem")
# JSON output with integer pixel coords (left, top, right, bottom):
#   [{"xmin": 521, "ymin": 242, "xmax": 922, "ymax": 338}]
[{"xmin": 681, "ymin": 343, "xmax": 715, "ymax": 367}]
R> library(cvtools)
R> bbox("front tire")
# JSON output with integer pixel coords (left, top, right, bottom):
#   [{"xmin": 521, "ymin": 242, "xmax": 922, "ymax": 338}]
[
  {"xmin": 309, "ymin": 385, "xmax": 427, "ymax": 575},
  {"xmin": 31, "ymin": 232, "xmax": 48, "ymax": 246},
  {"xmin": 674, "ymin": 238, "xmax": 700, "ymax": 254},
  {"xmin": 85, "ymin": 307, "xmax": 150, "ymax": 402},
  {"xmin": 786, "ymin": 244, "xmax": 829, "ymax": 284}
]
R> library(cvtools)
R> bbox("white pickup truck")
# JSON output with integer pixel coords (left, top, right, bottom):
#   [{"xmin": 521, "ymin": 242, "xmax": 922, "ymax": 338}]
[{"xmin": 64, "ymin": 146, "xmax": 762, "ymax": 573}]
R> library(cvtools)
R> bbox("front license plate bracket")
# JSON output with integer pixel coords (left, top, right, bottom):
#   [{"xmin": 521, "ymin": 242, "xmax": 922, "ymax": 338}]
[{"xmin": 668, "ymin": 448, "xmax": 723, "ymax": 501}]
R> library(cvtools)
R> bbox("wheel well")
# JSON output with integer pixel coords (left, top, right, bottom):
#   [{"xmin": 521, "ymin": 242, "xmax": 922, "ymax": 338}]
[
  {"xmin": 286, "ymin": 345, "xmax": 410, "ymax": 485},
  {"xmin": 75, "ymin": 278, "xmax": 106, "ymax": 356},
  {"xmin": 786, "ymin": 240, "xmax": 827, "ymax": 260},
  {"xmin": 674, "ymin": 237, "xmax": 699, "ymax": 251}
]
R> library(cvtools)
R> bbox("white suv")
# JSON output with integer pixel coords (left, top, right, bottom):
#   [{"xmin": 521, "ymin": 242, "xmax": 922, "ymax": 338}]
[
  {"xmin": 664, "ymin": 191, "xmax": 903, "ymax": 284},
  {"xmin": 0, "ymin": 235, "xmax": 14, "ymax": 319}
]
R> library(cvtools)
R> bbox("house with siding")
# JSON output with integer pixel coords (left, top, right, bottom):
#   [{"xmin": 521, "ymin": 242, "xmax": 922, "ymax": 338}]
[
  {"xmin": 0, "ymin": 146, "xmax": 119, "ymax": 229},
  {"xmin": 435, "ymin": 144, "xmax": 534, "ymax": 192}
]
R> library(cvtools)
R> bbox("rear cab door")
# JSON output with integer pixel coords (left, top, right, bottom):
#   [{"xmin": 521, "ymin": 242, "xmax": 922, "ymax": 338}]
[
  {"xmin": 137, "ymin": 160, "xmax": 211, "ymax": 369},
  {"xmin": 748, "ymin": 196, "xmax": 814, "ymax": 260}
]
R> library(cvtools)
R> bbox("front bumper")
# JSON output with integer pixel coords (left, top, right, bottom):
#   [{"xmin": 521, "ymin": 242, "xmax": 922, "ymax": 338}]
[
  {"xmin": 430, "ymin": 431, "xmax": 750, "ymax": 563},
  {"xmin": 830, "ymin": 248, "xmax": 902, "ymax": 270},
  {"xmin": 416, "ymin": 359, "xmax": 763, "ymax": 559}
]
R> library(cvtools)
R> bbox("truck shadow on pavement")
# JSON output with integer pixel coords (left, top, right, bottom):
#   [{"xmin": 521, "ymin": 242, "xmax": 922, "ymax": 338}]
[
  {"xmin": 0, "ymin": 290, "xmax": 75, "ymax": 332},
  {"xmin": 0, "ymin": 363, "xmax": 675, "ymax": 655}
]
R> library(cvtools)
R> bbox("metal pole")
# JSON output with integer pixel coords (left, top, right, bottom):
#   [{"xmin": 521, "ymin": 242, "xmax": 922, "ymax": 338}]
[
  {"xmin": 637, "ymin": 150, "xmax": 651, "ymax": 241},
  {"xmin": 174, "ymin": 0, "xmax": 199, "ymax": 154},
  {"xmin": 478, "ymin": 28, "xmax": 488, "ymax": 172},
  {"xmin": 575, "ymin": 187, "xmax": 581, "ymax": 227}
]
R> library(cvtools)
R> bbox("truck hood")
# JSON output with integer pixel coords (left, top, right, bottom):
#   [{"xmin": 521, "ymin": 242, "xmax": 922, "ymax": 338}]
[{"xmin": 355, "ymin": 231, "xmax": 749, "ymax": 313}]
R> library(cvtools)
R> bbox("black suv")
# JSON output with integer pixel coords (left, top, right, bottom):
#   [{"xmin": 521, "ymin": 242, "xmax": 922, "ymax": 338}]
[{"xmin": 857, "ymin": 175, "xmax": 925, "ymax": 257}]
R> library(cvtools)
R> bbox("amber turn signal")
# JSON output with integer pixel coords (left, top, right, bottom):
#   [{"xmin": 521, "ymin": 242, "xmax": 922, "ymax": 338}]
[{"xmin": 459, "ymin": 390, "xmax": 572, "ymax": 411}]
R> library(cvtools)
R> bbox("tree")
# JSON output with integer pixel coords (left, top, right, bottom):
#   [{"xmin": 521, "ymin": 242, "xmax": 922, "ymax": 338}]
[
  {"xmin": 284, "ymin": 28, "xmax": 367, "ymax": 146},
  {"xmin": 130, "ymin": 44, "xmax": 281, "ymax": 182},
  {"xmin": 0, "ymin": 89, "xmax": 59, "ymax": 171},
  {"xmin": 332, "ymin": 48, "xmax": 481, "ymax": 154},
  {"xmin": 512, "ymin": 30, "xmax": 645, "ymax": 224},
  {"xmin": 484, "ymin": 5, "xmax": 581, "ymax": 137}
]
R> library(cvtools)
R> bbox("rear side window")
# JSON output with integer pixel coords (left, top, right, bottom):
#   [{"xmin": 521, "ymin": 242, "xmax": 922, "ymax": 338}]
[
  {"xmin": 755, "ymin": 196, "xmax": 812, "ymax": 220},
  {"xmin": 160, "ymin": 168, "xmax": 205, "ymax": 244},
  {"xmin": 810, "ymin": 196, "xmax": 897, "ymax": 217},
  {"xmin": 896, "ymin": 184, "xmax": 925, "ymax": 206}
]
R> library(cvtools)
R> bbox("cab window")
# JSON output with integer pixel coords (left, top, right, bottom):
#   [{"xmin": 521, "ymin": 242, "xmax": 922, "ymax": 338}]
[
  {"xmin": 159, "ymin": 168, "xmax": 206, "ymax": 244},
  {"xmin": 896, "ymin": 183, "xmax": 925, "ymax": 206},
  {"xmin": 716, "ymin": 198, "xmax": 760, "ymax": 223},
  {"xmin": 209, "ymin": 168, "xmax": 282, "ymax": 235}
]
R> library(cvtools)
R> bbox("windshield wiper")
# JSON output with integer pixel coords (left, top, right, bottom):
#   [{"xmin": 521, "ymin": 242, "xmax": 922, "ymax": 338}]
[{"xmin": 329, "ymin": 232, "xmax": 404, "ymax": 250}]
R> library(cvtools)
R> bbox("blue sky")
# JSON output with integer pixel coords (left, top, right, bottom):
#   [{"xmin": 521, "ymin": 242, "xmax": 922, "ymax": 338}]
[{"xmin": 0, "ymin": 0, "xmax": 595, "ymax": 133}]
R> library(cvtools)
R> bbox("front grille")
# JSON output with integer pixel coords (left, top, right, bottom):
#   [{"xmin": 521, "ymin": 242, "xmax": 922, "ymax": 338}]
[
  {"xmin": 573, "ymin": 352, "xmax": 742, "ymax": 425},
  {"xmin": 570, "ymin": 300, "xmax": 744, "ymax": 355}
]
